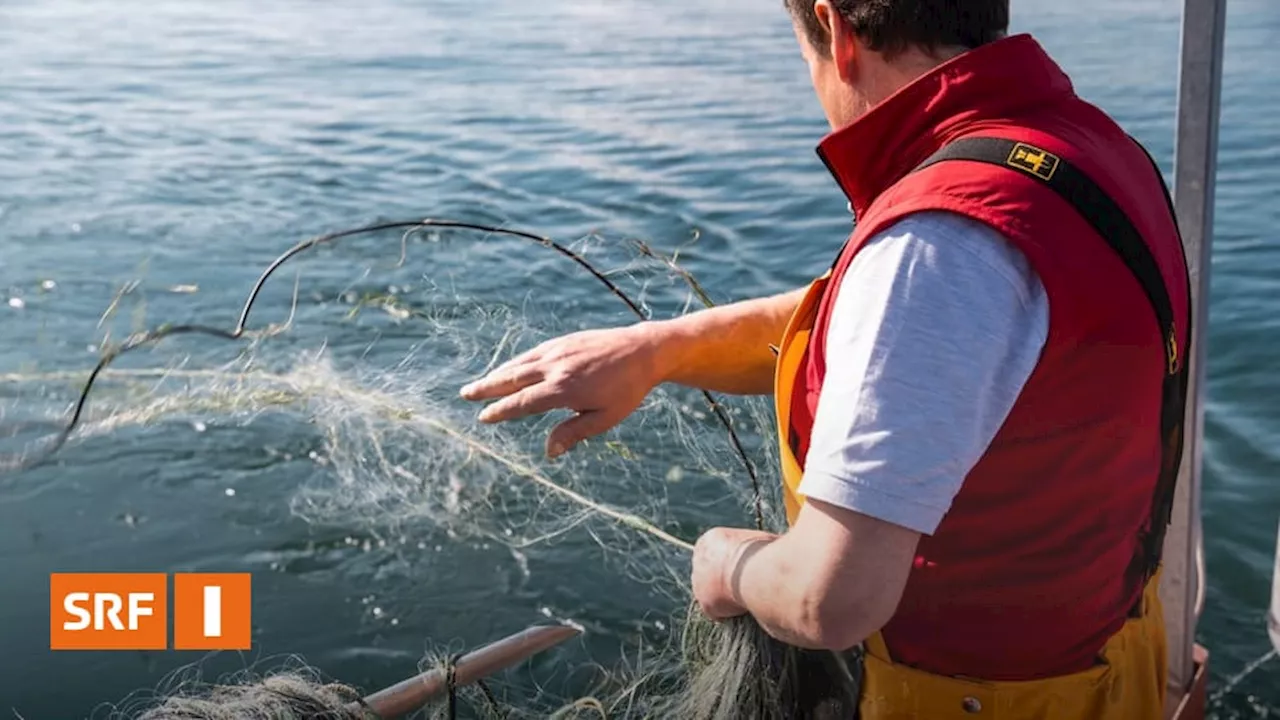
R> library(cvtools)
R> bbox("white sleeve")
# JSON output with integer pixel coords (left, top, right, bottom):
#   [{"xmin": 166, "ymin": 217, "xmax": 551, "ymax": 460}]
[{"xmin": 797, "ymin": 211, "xmax": 1050, "ymax": 536}]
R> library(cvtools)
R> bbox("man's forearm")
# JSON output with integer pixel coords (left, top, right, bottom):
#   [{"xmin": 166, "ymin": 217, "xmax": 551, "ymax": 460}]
[
  {"xmin": 641, "ymin": 287, "xmax": 806, "ymax": 395},
  {"xmin": 725, "ymin": 502, "xmax": 916, "ymax": 651},
  {"xmin": 729, "ymin": 532, "xmax": 859, "ymax": 649}
]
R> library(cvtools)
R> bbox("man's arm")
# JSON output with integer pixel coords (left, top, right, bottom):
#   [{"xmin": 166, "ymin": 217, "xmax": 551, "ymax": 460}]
[
  {"xmin": 648, "ymin": 287, "xmax": 807, "ymax": 394},
  {"xmin": 461, "ymin": 287, "xmax": 806, "ymax": 456},
  {"xmin": 693, "ymin": 211, "xmax": 1050, "ymax": 648},
  {"xmin": 694, "ymin": 499, "xmax": 920, "ymax": 650}
]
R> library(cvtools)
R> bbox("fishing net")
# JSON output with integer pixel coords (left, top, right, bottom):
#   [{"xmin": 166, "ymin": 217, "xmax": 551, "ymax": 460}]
[{"xmin": 0, "ymin": 219, "xmax": 860, "ymax": 718}]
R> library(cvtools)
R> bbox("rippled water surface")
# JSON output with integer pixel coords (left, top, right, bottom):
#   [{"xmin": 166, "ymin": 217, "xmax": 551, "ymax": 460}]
[{"xmin": 1, "ymin": 0, "xmax": 1278, "ymax": 716}]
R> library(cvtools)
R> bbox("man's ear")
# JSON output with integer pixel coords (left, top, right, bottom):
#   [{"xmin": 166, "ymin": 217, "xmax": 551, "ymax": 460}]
[{"xmin": 814, "ymin": 0, "xmax": 859, "ymax": 84}]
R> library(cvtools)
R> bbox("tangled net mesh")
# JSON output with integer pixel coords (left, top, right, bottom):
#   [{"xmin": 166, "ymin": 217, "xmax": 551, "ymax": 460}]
[{"xmin": 0, "ymin": 220, "xmax": 859, "ymax": 718}]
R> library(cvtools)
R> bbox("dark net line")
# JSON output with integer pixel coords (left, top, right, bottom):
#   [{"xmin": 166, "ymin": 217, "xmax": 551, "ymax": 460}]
[{"xmin": 1, "ymin": 218, "xmax": 763, "ymax": 530}]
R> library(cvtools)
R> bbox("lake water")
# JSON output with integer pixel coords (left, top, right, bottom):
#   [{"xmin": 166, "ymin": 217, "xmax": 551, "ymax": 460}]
[{"xmin": 1, "ymin": 0, "xmax": 1278, "ymax": 717}]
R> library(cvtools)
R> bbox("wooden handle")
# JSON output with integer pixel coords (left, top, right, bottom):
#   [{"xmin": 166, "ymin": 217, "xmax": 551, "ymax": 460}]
[{"xmin": 353, "ymin": 624, "xmax": 582, "ymax": 718}]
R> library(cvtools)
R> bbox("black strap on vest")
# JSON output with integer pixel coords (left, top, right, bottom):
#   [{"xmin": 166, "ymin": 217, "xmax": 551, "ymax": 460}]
[{"xmin": 911, "ymin": 136, "xmax": 1192, "ymax": 582}]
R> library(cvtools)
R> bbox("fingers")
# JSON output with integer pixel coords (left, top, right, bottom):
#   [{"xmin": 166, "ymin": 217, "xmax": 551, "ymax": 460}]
[
  {"xmin": 490, "ymin": 345, "xmax": 543, "ymax": 376},
  {"xmin": 476, "ymin": 381, "xmax": 569, "ymax": 424},
  {"xmin": 460, "ymin": 361, "xmax": 544, "ymax": 402},
  {"xmin": 546, "ymin": 411, "xmax": 618, "ymax": 458}
]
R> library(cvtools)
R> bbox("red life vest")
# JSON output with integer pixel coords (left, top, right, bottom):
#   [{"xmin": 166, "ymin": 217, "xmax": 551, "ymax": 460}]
[{"xmin": 787, "ymin": 34, "xmax": 1190, "ymax": 680}]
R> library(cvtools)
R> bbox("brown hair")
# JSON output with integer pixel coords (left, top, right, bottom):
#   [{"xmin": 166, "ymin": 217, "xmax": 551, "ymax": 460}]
[{"xmin": 785, "ymin": 0, "xmax": 1009, "ymax": 58}]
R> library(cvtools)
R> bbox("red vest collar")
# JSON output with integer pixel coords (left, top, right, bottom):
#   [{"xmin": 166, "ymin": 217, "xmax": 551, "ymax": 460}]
[{"xmin": 815, "ymin": 34, "xmax": 1076, "ymax": 218}]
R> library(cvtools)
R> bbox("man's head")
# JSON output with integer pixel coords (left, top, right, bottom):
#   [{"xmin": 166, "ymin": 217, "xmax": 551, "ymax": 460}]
[{"xmin": 785, "ymin": 0, "xmax": 1009, "ymax": 129}]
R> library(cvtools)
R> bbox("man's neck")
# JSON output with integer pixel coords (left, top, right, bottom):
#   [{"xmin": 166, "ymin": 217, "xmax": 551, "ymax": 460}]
[{"xmin": 856, "ymin": 44, "xmax": 971, "ymax": 114}]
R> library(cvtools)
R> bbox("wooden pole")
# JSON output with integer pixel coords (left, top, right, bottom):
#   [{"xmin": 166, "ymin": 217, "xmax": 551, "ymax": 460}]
[{"xmin": 352, "ymin": 624, "xmax": 582, "ymax": 718}]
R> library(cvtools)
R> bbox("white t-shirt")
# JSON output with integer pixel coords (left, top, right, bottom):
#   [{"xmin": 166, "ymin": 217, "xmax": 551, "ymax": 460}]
[{"xmin": 797, "ymin": 210, "xmax": 1050, "ymax": 536}]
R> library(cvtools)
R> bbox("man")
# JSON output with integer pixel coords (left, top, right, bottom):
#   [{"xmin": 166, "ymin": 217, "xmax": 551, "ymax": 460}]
[{"xmin": 461, "ymin": 1, "xmax": 1191, "ymax": 717}]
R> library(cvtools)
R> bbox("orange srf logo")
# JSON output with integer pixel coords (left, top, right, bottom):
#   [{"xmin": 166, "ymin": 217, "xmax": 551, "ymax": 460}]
[
  {"xmin": 50, "ymin": 573, "xmax": 251, "ymax": 651},
  {"xmin": 50, "ymin": 574, "xmax": 168, "ymax": 650}
]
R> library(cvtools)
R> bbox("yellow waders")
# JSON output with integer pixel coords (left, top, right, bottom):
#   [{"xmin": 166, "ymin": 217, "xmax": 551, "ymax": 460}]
[{"xmin": 773, "ymin": 275, "xmax": 1168, "ymax": 720}]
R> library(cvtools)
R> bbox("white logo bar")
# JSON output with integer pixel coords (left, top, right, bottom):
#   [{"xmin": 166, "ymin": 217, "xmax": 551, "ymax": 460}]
[{"xmin": 203, "ymin": 586, "xmax": 222, "ymax": 638}]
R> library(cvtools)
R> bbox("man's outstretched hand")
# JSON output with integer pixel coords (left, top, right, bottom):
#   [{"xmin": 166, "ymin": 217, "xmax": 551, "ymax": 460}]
[
  {"xmin": 459, "ymin": 324, "xmax": 665, "ymax": 458},
  {"xmin": 459, "ymin": 289, "xmax": 801, "ymax": 456}
]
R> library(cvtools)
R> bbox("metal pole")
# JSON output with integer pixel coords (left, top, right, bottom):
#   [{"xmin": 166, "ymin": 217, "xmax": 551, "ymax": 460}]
[{"xmin": 1162, "ymin": 0, "xmax": 1227, "ymax": 699}]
